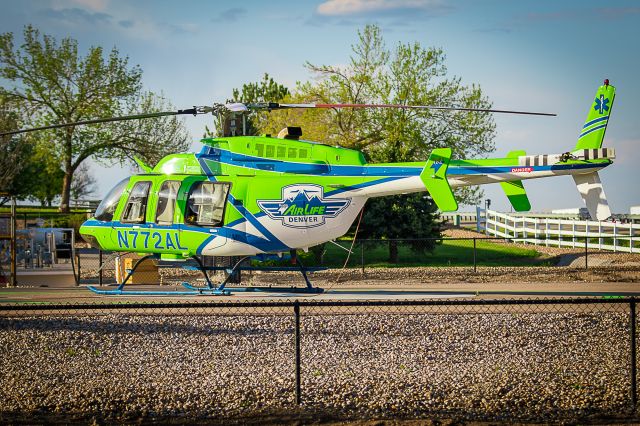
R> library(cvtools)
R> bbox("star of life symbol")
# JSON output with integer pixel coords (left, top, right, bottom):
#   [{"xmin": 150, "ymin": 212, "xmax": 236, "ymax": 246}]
[
  {"xmin": 430, "ymin": 161, "xmax": 443, "ymax": 174},
  {"xmin": 258, "ymin": 184, "xmax": 351, "ymax": 228},
  {"xmin": 594, "ymin": 95, "xmax": 609, "ymax": 114}
]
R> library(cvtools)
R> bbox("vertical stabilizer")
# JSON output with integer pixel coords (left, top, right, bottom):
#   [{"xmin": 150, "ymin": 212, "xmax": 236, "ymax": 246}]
[
  {"xmin": 572, "ymin": 172, "xmax": 611, "ymax": 221},
  {"xmin": 575, "ymin": 81, "xmax": 616, "ymax": 150},
  {"xmin": 420, "ymin": 148, "xmax": 458, "ymax": 212}
]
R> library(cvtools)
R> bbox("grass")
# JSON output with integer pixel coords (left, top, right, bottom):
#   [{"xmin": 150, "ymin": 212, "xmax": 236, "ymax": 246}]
[
  {"xmin": 0, "ymin": 206, "xmax": 90, "ymax": 214},
  {"xmin": 303, "ymin": 239, "xmax": 547, "ymax": 268}
]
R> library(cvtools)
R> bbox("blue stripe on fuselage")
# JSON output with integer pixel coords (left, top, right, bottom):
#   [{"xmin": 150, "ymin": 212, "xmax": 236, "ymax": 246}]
[
  {"xmin": 448, "ymin": 161, "xmax": 607, "ymax": 176},
  {"xmin": 198, "ymin": 147, "xmax": 422, "ymax": 177}
]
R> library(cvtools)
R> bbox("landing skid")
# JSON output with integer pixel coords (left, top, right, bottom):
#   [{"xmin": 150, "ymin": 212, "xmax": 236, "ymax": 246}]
[
  {"xmin": 86, "ymin": 251, "xmax": 324, "ymax": 296},
  {"xmin": 183, "ymin": 251, "xmax": 325, "ymax": 294},
  {"xmin": 87, "ymin": 286, "xmax": 231, "ymax": 296},
  {"xmin": 180, "ymin": 282, "xmax": 324, "ymax": 294}
]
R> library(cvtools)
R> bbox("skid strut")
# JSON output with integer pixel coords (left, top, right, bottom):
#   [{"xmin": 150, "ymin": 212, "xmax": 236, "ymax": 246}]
[
  {"xmin": 87, "ymin": 254, "xmax": 231, "ymax": 296},
  {"xmin": 182, "ymin": 250, "xmax": 324, "ymax": 294},
  {"xmin": 87, "ymin": 251, "xmax": 324, "ymax": 296}
]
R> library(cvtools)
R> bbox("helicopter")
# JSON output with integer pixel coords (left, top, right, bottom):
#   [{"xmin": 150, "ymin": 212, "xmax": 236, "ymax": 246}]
[{"xmin": 1, "ymin": 80, "xmax": 616, "ymax": 295}]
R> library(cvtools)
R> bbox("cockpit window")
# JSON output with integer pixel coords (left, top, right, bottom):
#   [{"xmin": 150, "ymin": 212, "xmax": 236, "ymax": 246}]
[
  {"xmin": 185, "ymin": 181, "xmax": 230, "ymax": 227},
  {"xmin": 94, "ymin": 177, "xmax": 130, "ymax": 222},
  {"xmin": 121, "ymin": 181, "xmax": 152, "ymax": 223}
]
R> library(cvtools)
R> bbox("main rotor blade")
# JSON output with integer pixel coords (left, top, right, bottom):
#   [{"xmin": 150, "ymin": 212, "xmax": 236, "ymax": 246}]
[
  {"xmin": 266, "ymin": 103, "xmax": 556, "ymax": 116},
  {"xmin": 0, "ymin": 108, "xmax": 200, "ymax": 136}
]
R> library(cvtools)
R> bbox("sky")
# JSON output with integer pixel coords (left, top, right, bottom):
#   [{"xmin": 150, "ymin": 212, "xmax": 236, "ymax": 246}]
[{"xmin": 1, "ymin": 0, "xmax": 639, "ymax": 213}]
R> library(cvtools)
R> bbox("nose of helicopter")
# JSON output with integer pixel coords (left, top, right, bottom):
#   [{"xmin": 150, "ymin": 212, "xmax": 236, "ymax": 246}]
[{"xmin": 79, "ymin": 219, "xmax": 102, "ymax": 250}]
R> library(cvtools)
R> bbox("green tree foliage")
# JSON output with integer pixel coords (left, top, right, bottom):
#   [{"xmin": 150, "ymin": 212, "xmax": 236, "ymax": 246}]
[
  {"xmin": 203, "ymin": 73, "xmax": 290, "ymax": 138},
  {"xmin": 0, "ymin": 95, "xmax": 29, "ymax": 204},
  {"xmin": 21, "ymin": 149, "xmax": 65, "ymax": 207},
  {"xmin": 0, "ymin": 26, "xmax": 190, "ymax": 211},
  {"xmin": 231, "ymin": 73, "xmax": 290, "ymax": 104},
  {"xmin": 97, "ymin": 91, "xmax": 191, "ymax": 167},
  {"xmin": 0, "ymin": 135, "xmax": 31, "ymax": 205},
  {"xmin": 358, "ymin": 194, "xmax": 442, "ymax": 262},
  {"xmin": 1, "ymin": 94, "xmax": 66, "ymax": 206}
]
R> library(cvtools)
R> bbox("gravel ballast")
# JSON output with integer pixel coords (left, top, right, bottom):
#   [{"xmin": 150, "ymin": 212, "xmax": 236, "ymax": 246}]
[{"xmin": 0, "ymin": 310, "xmax": 634, "ymax": 423}]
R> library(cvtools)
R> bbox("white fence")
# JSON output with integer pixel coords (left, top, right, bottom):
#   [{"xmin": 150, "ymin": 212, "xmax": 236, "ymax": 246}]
[{"xmin": 477, "ymin": 207, "xmax": 640, "ymax": 253}]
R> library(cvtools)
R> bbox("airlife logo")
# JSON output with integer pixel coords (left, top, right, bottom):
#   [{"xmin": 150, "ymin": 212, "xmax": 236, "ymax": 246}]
[{"xmin": 258, "ymin": 184, "xmax": 351, "ymax": 228}]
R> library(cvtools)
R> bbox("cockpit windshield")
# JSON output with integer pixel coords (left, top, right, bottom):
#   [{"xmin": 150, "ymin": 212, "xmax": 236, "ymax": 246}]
[{"xmin": 94, "ymin": 177, "xmax": 130, "ymax": 222}]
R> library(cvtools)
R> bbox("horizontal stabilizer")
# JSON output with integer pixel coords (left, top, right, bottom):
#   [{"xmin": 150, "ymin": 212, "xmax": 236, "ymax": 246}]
[
  {"xmin": 518, "ymin": 148, "xmax": 615, "ymax": 167},
  {"xmin": 500, "ymin": 180, "xmax": 531, "ymax": 211},
  {"xmin": 420, "ymin": 148, "xmax": 458, "ymax": 212},
  {"xmin": 571, "ymin": 148, "xmax": 616, "ymax": 161},
  {"xmin": 573, "ymin": 172, "xmax": 611, "ymax": 221},
  {"xmin": 519, "ymin": 154, "xmax": 562, "ymax": 167}
]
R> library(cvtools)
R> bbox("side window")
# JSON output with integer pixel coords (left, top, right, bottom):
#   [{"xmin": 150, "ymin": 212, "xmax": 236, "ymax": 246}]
[
  {"xmin": 121, "ymin": 181, "xmax": 151, "ymax": 223},
  {"xmin": 155, "ymin": 181, "xmax": 181, "ymax": 225},
  {"xmin": 186, "ymin": 182, "xmax": 230, "ymax": 227}
]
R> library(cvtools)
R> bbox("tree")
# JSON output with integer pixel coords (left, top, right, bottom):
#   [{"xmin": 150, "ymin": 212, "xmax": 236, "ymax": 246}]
[
  {"xmin": 1, "ymin": 95, "xmax": 67, "ymax": 206},
  {"xmin": 70, "ymin": 163, "xmax": 96, "ymax": 203},
  {"xmin": 0, "ymin": 26, "xmax": 190, "ymax": 211},
  {"xmin": 97, "ymin": 90, "xmax": 191, "ymax": 168},
  {"xmin": 0, "ymin": 95, "xmax": 29, "ymax": 204},
  {"xmin": 232, "ymin": 73, "xmax": 290, "ymax": 105},
  {"xmin": 21, "ymin": 148, "xmax": 65, "ymax": 207},
  {"xmin": 231, "ymin": 73, "xmax": 290, "ymax": 136},
  {"xmin": 358, "ymin": 194, "xmax": 442, "ymax": 262}
]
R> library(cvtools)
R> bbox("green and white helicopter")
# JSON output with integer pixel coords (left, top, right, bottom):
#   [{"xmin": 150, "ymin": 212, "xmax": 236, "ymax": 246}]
[{"xmin": 2, "ymin": 80, "xmax": 616, "ymax": 295}]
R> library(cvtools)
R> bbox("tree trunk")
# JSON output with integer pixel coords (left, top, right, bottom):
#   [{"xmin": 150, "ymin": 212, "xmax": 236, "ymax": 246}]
[
  {"xmin": 388, "ymin": 240, "xmax": 399, "ymax": 263},
  {"xmin": 59, "ymin": 171, "xmax": 72, "ymax": 212},
  {"xmin": 59, "ymin": 134, "xmax": 73, "ymax": 213}
]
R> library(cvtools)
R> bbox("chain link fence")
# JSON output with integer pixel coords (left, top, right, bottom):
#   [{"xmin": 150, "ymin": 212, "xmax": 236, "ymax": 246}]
[
  {"xmin": 0, "ymin": 211, "xmax": 89, "ymax": 286},
  {"xmin": 71, "ymin": 237, "xmax": 640, "ymax": 287},
  {"xmin": 0, "ymin": 298, "xmax": 638, "ymax": 423}
]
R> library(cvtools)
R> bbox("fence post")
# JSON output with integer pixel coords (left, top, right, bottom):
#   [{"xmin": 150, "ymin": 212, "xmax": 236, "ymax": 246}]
[
  {"xmin": 631, "ymin": 298, "xmax": 637, "ymax": 410},
  {"xmin": 473, "ymin": 238, "xmax": 477, "ymax": 273},
  {"xmin": 361, "ymin": 240, "xmax": 365, "ymax": 276},
  {"xmin": 98, "ymin": 250, "xmax": 103, "ymax": 286},
  {"xmin": 545, "ymin": 218, "xmax": 549, "ymax": 247},
  {"xmin": 74, "ymin": 252, "xmax": 81, "ymax": 286},
  {"xmin": 9, "ymin": 196, "xmax": 17, "ymax": 287},
  {"xmin": 294, "ymin": 300, "xmax": 301, "ymax": 405},
  {"xmin": 585, "ymin": 240, "xmax": 588, "ymax": 270}
]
